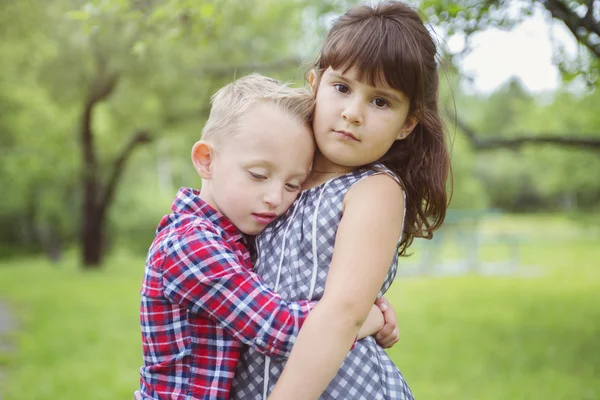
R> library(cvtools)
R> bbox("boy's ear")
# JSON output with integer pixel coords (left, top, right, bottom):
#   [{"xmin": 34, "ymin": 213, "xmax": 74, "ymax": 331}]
[
  {"xmin": 191, "ymin": 141, "xmax": 214, "ymax": 179},
  {"xmin": 395, "ymin": 116, "xmax": 419, "ymax": 141},
  {"xmin": 308, "ymin": 70, "xmax": 317, "ymax": 93}
]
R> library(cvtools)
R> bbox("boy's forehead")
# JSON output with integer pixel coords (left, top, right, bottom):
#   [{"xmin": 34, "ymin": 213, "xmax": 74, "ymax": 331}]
[
  {"xmin": 215, "ymin": 103, "xmax": 281, "ymax": 147},
  {"xmin": 223, "ymin": 104, "xmax": 311, "ymax": 147}
]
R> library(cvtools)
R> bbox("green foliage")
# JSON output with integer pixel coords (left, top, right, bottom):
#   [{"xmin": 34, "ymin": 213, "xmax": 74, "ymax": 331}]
[
  {"xmin": 421, "ymin": 0, "xmax": 528, "ymax": 35},
  {"xmin": 2, "ymin": 0, "xmax": 599, "ymax": 257},
  {"xmin": 445, "ymin": 132, "xmax": 489, "ymax": 210},
  {"xmin": 452, "ymin": 78, "xmax": 600, "ymax": 211}
]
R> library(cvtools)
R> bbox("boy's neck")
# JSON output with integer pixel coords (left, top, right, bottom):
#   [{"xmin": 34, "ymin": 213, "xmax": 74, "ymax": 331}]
[{"xmin": 198, "ymin": 184, "xmax": 220, "ymax": 214}]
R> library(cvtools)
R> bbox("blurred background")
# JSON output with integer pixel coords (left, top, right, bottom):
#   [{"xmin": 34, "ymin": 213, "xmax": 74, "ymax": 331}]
[{"xmin": 0, "ymin": 0, "xmax": 598, "ymax": 399}]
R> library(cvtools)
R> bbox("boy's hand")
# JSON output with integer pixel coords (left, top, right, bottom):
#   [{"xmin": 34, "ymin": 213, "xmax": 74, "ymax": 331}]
[
  {"xmin": 374, "ymin": 296, "xmax": 399, "ymax": 348},
  {"xmin": 357, "ymin": 304, "xmax": 385, "ymax": 340}
]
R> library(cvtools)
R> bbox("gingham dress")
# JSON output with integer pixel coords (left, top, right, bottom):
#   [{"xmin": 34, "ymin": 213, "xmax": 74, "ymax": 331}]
[{"xmin": 231, "ymin": 166, "xmax": 414, "ymax": 400}]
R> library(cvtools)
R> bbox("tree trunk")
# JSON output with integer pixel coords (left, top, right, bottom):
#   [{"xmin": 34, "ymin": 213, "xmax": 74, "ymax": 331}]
[
  {"xmin": 81, "ymin": 207, "xmax": 105, "ymax": 267},
  {"xmin": 79, "ymin": 69, "xmax": 117, "ymax": 268}
]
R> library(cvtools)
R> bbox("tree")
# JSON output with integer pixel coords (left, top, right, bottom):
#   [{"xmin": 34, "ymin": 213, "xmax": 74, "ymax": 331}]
[
  {"xmin": 423, "ymin": 0, "xmax": 600, "ymax": 151},
  {"xmin": 422, "ymin": 0, "xmax": 599, "ymax": 73},
  {"xmin": 446, "ymin": 74, "xmax": 600, "ymax": 211}
]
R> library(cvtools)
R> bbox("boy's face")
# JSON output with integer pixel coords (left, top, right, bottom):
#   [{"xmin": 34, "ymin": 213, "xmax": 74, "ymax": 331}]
[{"xmin": 195, "ymin": 103, "xmax": 314, "ymax": 235}]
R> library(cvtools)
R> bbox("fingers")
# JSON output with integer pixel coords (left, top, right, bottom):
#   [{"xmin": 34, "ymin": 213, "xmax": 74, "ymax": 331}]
[
  {"xmin": 374, "ymin": 296, "xmax": 400, "ymax": 348},
  {"xmin": 376, "ymin": 318, "xmax": 395, "ymax": 339},
  {"xmin": 375, "ymin": 296, "xmax": 388, "ymax": 311},
  {"xmin": 377, "ymin": 327, "xmax": 399, "ymax": 349}
]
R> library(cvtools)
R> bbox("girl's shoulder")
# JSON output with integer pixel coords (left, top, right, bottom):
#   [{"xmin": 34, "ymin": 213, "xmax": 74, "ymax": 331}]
[
  {"xmin": 346, "ymin": 164, "xmax": 404, "ymax": 195},
  {"xmin": 301, "ymin": 164, "xmax": 405, "ymax": 207},
  {"xmin": 343, "ymin": 164, "xmax": 406, "ymax": 211}
]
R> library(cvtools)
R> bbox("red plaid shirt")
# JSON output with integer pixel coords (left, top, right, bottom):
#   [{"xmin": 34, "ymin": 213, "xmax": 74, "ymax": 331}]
[{"xmin": 136, "ymin": 188, "xmax": 314, "ymax": 399}]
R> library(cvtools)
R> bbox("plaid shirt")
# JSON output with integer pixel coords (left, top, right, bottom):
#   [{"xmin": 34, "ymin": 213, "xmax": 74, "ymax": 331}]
[{"xmin": 136, "ymin": 188, "xmax": 315, "ymax": 400}]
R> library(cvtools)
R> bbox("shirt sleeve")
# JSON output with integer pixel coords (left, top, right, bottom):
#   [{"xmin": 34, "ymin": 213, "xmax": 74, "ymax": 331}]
[{"xmin": 161, "ymin": 226, "xmax": 315, "ymax": 359}]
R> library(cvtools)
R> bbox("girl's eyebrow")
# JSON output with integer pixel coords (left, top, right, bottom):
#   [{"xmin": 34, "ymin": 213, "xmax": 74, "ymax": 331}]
[
  {"xmin": 329, "ymin": 70, "xmax": 405, "ymax": 103},
  {"xmin": 327, "ymin": 73, "xmax": 346, "ymax": 85},
  {"xmin": 373, "ymin": 88, "xmax": 404, "ymax": 103}
]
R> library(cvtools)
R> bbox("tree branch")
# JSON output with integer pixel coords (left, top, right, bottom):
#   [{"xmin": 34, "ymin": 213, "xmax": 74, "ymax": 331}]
[
  {"xmin": 447, "ymin": 107, "xmax": 600, "ymax": 151},
  {"xmin": 98, "ymin": 130, "xmax": 153, "ymax": 217},
  {"xmin": 586, "ymin": 0, "xmax": 596, "ymax": 19},
  {"xmin": 541, "ymin": 0, "xmax": 600, "ymax": 58},
  {"xmin": 80, "ymin": 71, "xmax": 120, "ymax": 217},
  {"xmin": 81, "ymin": 39, "xmax": 120, "ymax": 185}
]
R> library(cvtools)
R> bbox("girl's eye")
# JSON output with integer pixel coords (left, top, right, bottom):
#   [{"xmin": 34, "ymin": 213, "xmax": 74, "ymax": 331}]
[
  {"xmin": 333, "ymin": 83, "xmax": 350, "ymax": 94},
  {"xmin": 373, "ymin": 98, "xmax": 389, "ymax": 108},
  {"xmin": 249, "ymin": 171, "xmax": 267, "ymax": 180}
]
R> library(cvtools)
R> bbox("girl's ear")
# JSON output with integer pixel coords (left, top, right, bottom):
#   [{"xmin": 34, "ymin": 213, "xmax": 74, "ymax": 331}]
[
  {"xmin": 396, "ymin": 116, "xmax": 419, "ymax": 140},
  {"xmin": 308, "ymin": 70, "xmax": 317, "ymax": 93},
  {"xmin": 191, "ymin": 141, "xmax": 214, "ymax": 179}
]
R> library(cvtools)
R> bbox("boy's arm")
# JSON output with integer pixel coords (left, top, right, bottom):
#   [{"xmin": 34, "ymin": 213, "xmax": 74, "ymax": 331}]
[
  {"xmin": 357, "ymin": 297, "xmax": 401, "ymax": 345},
  {"xmin": 357, "ymin": 304, "xmax": 384, "ymax": 339},
  {"xmin": 160, "ymin": 227, "xmax": 313, "ymax": 359},
  {"xmin": 268, "ymin": 174, "xmax": 405, "ymax": 400}
]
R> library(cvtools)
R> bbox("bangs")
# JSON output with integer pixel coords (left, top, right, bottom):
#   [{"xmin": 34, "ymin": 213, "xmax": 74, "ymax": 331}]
[{"xmin": 317, "ymin": 17, "xmax": 424, "ymax": 106}]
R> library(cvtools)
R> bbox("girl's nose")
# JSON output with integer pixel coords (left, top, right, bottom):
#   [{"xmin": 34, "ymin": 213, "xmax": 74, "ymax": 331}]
[{"xmin": 341, "ymin": 98, "xmax": 363, "ymax": 125}]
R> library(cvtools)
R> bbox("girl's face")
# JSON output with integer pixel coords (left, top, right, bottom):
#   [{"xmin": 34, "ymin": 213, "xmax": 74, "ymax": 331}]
[{"xmin": 310, "ymin": 67, "xmax": 416, "ymax": 171}]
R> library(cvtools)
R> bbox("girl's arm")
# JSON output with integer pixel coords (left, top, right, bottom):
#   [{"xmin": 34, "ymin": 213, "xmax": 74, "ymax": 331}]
[{"xmin": 268, "ymin": 174, "xmax": 405, "ymax": 400}]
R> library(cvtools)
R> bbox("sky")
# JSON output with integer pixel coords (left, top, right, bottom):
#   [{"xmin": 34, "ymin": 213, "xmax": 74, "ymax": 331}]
[{"xmin": 445, "ymin": 8, "xmax": 580, "ymax": 94}]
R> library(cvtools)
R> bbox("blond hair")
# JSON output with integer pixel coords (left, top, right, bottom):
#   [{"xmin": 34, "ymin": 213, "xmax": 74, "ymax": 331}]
[{"xmin": 201, "ymin": 73, "xmax": 314, "ymax": 145}]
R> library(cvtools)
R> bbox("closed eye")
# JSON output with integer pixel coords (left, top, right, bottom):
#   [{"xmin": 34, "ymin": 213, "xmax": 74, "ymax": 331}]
[
  {"xmin": 249, "ymin": 171, "xmax": 267, "ymax": 180},
  {"xmin": 285, "ymin": 183, "xmax": 301, "ymax": 192}
]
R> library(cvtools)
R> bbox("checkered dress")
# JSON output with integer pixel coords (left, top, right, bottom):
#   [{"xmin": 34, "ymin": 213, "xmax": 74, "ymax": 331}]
[{"xmin": 231, "ymin": 166, "xmax": 414, "ymax": 399}]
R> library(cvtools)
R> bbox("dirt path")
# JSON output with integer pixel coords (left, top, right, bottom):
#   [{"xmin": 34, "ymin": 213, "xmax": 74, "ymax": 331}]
[{"xmin": 0, "ymin": 300, "xmax": 14, "ymax": 400}]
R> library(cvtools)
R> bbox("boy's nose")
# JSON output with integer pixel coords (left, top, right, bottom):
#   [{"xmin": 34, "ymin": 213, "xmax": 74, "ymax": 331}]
[{"xmin": 264, "ymin": 187, "xmax": 284, "ymax": 208}]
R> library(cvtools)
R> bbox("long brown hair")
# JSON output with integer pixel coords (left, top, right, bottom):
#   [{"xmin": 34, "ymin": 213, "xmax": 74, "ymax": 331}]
[{"xmin": 312, "ymin": 1, "xmax": 451, "ymax": 254}]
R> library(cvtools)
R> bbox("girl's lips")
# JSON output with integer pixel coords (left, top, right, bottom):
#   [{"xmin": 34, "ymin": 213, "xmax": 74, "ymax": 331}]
[
  {"xmin": 252, "ymin": 213, "xmax": 277, "ymax": 224},
  {"xmin": 334, "ymin": 130, "xmax": 359, "ymax": 141}
]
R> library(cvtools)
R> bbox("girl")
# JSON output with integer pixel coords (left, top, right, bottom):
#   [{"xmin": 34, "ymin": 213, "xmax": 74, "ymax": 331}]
[{"xmin": 232, "ymin": 2, "xmax": 450, "ymax": 399}]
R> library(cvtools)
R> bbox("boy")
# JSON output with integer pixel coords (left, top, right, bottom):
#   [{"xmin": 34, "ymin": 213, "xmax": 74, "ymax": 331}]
[{"xmin": 136, "ymin": 74, "xmax": 397, "ymax": 399}]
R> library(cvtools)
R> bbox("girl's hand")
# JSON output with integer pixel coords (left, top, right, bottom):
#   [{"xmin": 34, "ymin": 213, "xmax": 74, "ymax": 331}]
[{"xmin": 374, "ymin": 296, "xmax": 400, "ymax": 348}]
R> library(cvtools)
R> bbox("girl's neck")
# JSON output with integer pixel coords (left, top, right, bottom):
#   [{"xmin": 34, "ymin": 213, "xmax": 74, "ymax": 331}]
[{"xmin": 304, "ymin": 150, "xmax": 356, "ymax": 189}]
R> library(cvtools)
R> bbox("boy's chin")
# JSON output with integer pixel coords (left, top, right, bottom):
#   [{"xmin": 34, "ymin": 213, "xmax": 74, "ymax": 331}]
[{"xmin": 237, "ymin": 224, "xmax": 266, "ymax": 236}]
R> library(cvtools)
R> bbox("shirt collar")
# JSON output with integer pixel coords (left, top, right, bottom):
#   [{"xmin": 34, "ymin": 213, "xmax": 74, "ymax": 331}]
[{"xmin": 172, "ymin": 187, "xmax": 243, "ymax": 242}]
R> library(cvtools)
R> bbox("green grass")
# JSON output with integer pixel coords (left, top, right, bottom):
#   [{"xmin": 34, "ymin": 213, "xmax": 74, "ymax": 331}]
[
  {"xmin": 0, "ymin": 215, "xmax": 599, "ymax": 399},
  {"xmin": 0, "ymin": 251, "xmax": 142, "ymax": 400},
  {"xmin": 387, "ymin": 240, "xmax": 600, "ymax": 399}
]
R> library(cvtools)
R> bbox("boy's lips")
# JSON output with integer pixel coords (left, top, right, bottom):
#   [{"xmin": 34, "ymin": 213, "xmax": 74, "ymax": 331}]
[
  {"xmin": 333, "ymin": 130, "xmax": 359, "ymax": 141},
  {"xmin": 252, "ymin": 212, "xmax": 277, "ymax": 224}
]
